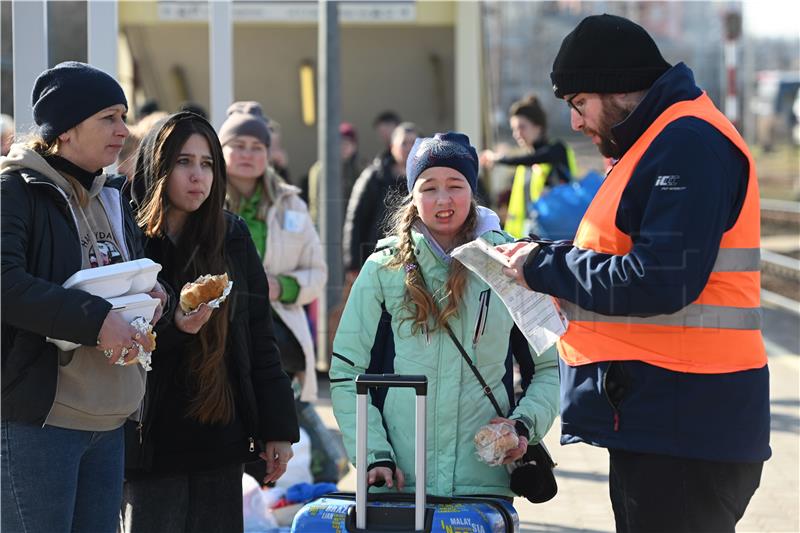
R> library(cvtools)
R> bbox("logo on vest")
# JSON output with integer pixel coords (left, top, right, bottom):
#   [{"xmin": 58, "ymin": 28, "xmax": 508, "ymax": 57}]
[{"xmin": 654, "ymin": 175, "xmax": 685, "ymax": 191}]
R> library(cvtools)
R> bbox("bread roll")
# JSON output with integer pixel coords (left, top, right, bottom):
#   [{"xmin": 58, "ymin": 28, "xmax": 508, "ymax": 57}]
[
  {"xmin": 124, "ymin": 328, "xmax": 157, "ymax": 365},
  {"xmin": 474, "ymin": 423, "xmax": 519, "ymax": 465},
  {"xmin": 180, "ymin": 273, "xmax": 229, "ymax": 313}
]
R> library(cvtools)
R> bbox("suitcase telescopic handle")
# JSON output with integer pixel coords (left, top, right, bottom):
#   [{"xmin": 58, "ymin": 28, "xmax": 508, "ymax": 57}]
[
  {"xmin": 355, "ymin": 374, "xmax": 428, "ymax": 395},
  {"xmin": 355, "ymin": 374, "xmax": 427, "ymax": 531}
]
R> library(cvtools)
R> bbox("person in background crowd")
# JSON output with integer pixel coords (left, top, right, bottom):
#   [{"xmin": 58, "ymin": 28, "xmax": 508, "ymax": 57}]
[
  {"xmin": 219, "ymin": 101, "xmax": 328, "ymax": 486},
  {"xmin": 342, "ymin": 121, "xmax": 419, "ymax": 278},
  {"xmin": 330, "ymin": 132, "xmax": 559, "ymax": 496},
  {"xmin": 177, "ymin": 101, "xmax": 208, "ymax": 119},
  {"xmin": 501, "ymin": 14, "xmax": 769, "ymax": 533},
  {"xmin": 372, "ymin": 110, "xmax": 401, "ymax": 162},
  {"xmin": 1, "ymin": 113, "xmax": 14, "ymax": 156},
  {"xmin": 266, "ymin": 119, "xmax": 291, "ymax": 182},
  {"xmin": 120, "ymin": 111, "xmax": 170, "ymax": 204},
  {"xmin": 136, "ymin": 98, "xmax": 160, "ymax": 120},
  {"xmin": 306, "ymin": 121, "xmax": 365, "ymax": 226},
  {"xmin": 1, "ymin": 61, "xmax": 163, "ymax": 533},
  {"xmin": 220, "ymin": 100, "xmax": 326, "ymax": 404},
  {"xmin": 117, "ymin": 126, "xmax": 143, "ymax": 181},
  {"xmin": 124, "ymin": 111, "xmax": 299, "ymax": 533},
  {"xmin": 480, "ymin": 94, "xmax": 579, "ymax": 238}
]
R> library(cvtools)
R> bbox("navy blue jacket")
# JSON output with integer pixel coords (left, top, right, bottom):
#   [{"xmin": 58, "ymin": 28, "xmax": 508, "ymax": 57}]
[{"xmin": 523, "ymin": 63, "xmax": 770, "ymax": 462}]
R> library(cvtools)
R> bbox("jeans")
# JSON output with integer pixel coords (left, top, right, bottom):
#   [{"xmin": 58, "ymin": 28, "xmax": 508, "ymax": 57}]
[
  {"xmin": 1, "ymin": 421, "xmax": 124, "ymax": 533},
  {"xmin": 121, "ymin": 464, "xmax": 244, "ymax": 533},
  {"xmin": 609, "ymin": 449, "xmax": 763, "ymax": 533}
]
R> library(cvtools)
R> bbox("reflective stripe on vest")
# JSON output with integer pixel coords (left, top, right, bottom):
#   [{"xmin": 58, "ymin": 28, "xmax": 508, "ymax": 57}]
[
  {"xmin": 559, "ymin": 301, "xmax": 761, "ymax": 330},
  {"xmin": 557, "ymin": 93, "xmax": 766, "ymax": 374}
]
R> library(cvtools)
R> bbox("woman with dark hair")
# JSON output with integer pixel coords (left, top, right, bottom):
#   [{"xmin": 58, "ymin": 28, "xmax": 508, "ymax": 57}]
[
  {"xmin": 123, "ymin": 112, "xmax": 298, "ymax": 532},
  {"xmin": 1, "ymin": 61, "xmax": 163, "ymax": 533}
]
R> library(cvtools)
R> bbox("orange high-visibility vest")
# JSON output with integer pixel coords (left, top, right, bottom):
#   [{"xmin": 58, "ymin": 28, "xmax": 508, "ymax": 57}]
[{"xmin": 557, "ymin": 93, "xmax": 766, "ymax": 374}]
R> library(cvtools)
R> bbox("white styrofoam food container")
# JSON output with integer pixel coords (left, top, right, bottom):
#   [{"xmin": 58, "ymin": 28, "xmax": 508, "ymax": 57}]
[
  {"xmin": 62, "ymin": 258, "xmax": 162, "ymax": 299},
  {"xmin": 48, "ymin": 294, "xmax": 159, "ymax": 352},
  {"xmin": 47, "ymin": 259, "xmax": 162, "ymax": 351},
  {"xmin": 107, "ymin": 293, "xmax": 160, "ymax": 324}
]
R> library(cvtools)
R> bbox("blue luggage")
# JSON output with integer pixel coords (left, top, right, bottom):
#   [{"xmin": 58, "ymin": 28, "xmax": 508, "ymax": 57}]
[{"xmin": 291, "ymin": 374, "xmax": 519, "ymax": 532}]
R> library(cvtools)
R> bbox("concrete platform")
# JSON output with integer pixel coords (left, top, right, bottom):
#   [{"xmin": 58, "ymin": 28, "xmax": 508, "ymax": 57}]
[{"xmin": 314, "ymin": 301, "xmax": 800, "ymax": 532}]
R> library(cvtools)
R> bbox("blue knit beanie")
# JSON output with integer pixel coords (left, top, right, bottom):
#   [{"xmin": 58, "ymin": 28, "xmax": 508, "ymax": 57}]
[
  {"xmin": 32, "ymin": 61, "xmax": 127, "ymax": 142},
  {"xmin": 406, "ymin": 132, "xmax": 479, "ymax": 193}
]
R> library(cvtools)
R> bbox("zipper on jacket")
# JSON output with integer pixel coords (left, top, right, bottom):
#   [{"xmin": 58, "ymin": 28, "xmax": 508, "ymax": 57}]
[
  {"xmin": 472, "ymin": 289, "xmax": 491, "ymax": 347},
  {"xmin": 248, "ymin": 437, "xmax": 255, "ymax": 453},
  {"xmin": 136, "ymin": 387, "xmax": 148, "ymax": 445}
]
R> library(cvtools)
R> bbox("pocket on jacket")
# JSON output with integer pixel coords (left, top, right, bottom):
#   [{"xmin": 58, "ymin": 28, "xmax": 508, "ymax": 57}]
[
  {"xmin": 53, "ymin": 347, "xmax": 146, "ymax": 418},
  {"xmin": 603, "ymin": 361, "xmax": 630, "ymax": 410}
]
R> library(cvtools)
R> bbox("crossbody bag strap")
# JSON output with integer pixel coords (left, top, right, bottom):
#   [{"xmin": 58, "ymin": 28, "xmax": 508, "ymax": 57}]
[{"xmin": 444, "ymin": 324, "xmax": 504, "ymax": 418}]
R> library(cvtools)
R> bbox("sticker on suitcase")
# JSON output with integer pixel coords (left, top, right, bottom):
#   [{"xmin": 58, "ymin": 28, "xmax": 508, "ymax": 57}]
[{"xmin": 292, "ymin": 496, "xmax": 518, "ymax": 533}]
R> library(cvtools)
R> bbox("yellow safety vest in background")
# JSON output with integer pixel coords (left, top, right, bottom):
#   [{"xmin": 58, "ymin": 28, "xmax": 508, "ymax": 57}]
[{"xmin": 504, "ymin": 145, "xmax": 578, "ymax": 238}]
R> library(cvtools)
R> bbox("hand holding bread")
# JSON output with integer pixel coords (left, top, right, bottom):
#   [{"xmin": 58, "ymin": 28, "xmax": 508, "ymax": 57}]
[
  {"xmin": 474, "ymin": 420, "xmax": 522, "ymax": 466},
  {"xmin": 174, "ymin": 273, "xmax": 230, "ymax": 334},
  {"xmin": 179, "ymin": 273, "xmax": 229, "ymax": 314},
  {"xmin": 174, "ymin": 302, "xmax": 213, "ymax": 334}
]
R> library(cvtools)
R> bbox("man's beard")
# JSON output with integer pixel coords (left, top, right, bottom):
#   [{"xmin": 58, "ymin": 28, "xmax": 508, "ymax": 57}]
[{"xmin": 585, "ymin": 97, "xmax": 634, "ymax": 159}]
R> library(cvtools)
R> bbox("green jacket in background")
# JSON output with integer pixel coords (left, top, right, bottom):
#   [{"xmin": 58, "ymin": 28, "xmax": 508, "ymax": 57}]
[{"xmin": 330, "ymin": 216, "xmax": 559, "ymax": 498}]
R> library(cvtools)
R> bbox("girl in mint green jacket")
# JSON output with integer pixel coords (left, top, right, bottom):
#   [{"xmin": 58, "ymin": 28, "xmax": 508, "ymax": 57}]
[{"xmin": 330, "ymin": 132, "xmax": 559, "ymax": 498}]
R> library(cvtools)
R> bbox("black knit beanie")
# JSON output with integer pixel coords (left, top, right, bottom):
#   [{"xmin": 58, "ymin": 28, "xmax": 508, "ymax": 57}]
[
  {"xmin": 406, "ymin": 132, "xmax": 479, "ymax": 193},
  {"xmin": 32, "ymin": 61, "xmax": 127, "ymax": 142},
  {"xmin": 550, "ymin": 14, "xmax": 671, "ymax": 98}
]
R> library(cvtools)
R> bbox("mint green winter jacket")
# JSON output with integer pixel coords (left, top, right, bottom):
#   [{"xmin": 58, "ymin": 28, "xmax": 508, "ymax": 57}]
[{"xmin": 330, "ymin": 212, "xmax": 559, "ymax": 498}]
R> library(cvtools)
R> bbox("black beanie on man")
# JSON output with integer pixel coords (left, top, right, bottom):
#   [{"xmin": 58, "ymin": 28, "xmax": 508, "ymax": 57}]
[
  {"xmin": 550, "ymin": 14, "xmax": 671, "ymax": 98},
  {"xmin": 32, "ymin": 61, "xmax": 128, "ymax": 142}
]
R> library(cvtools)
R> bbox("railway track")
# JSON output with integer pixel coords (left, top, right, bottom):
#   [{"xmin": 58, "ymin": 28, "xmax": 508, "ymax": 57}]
[{"xmin": 760, "ymin": 199, "xmax": 799, "ymax": 313}]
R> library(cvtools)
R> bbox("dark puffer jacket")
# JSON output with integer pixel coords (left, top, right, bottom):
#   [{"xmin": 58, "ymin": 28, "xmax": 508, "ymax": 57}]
[
  {"xmin": 341, "ymin": 154, "xmax": 407, "ymax": 272},
  {"xmin": 128, "ymin": 212, "xmax": 300, "ymax": 475}
]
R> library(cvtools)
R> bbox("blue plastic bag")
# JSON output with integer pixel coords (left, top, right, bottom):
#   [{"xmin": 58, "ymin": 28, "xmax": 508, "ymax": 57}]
[{"xmin": 531, "ymin": 170, "xmax": 604, "ymax": 240}]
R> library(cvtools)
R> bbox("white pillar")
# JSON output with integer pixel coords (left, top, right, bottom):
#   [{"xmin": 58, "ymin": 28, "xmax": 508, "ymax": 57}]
[
  {"xmin": 87, "ymin": 0, "xmax": 119, "ymax": 78},
  {"xmin": 455, "ymin": 0, "xmax": 482, "ymax": 146},
  {"xmin": 12, "ymin": 0, "xmax": 48, "ymax": 137},
  {"xmin": 209, "ymin": 0, "xmax": 234, "ymax": 130}
]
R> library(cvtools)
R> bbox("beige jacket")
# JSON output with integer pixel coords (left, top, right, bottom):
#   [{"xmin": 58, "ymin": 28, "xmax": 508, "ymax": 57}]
[{"xmin": 263, "ymin": 180, "xmax": 327, "ymax": 402}]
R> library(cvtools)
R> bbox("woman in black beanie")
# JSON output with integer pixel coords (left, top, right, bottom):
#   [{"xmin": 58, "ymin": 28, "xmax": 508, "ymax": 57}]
[{"xmin": 0, "ymin": 61, "xmax": 167, "ymax": 532}]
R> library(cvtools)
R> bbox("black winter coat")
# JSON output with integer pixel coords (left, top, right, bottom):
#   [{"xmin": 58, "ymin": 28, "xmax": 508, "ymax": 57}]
[
  {"xmin": 1, "ymin": 168, "xmax": 146, "ymax": 423},
  {"xmin": 341, "ymin": 155, "xmax": 407, "ymax": 272},
  {"xmin": 126, "ymin": 212, "xmax": 299, "ymax": 475}
]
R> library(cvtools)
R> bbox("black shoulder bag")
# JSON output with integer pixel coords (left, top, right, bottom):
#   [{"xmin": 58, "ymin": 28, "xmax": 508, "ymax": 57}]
[{"xmin": 444, "ymin": 325, "xmax": 557, "ymax": 503}]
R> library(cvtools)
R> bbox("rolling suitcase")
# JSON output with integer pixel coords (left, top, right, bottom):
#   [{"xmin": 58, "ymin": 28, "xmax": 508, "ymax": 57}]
[{"xmin": 291, "ymin": 374, "xmax": 519, "ymax": 532}]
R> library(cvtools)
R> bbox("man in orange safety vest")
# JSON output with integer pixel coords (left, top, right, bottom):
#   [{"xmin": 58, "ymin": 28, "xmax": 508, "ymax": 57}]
[{"xmin": 500, "ymin": 14, "xmax": 768, "ymax": 533}]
